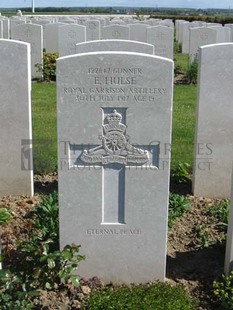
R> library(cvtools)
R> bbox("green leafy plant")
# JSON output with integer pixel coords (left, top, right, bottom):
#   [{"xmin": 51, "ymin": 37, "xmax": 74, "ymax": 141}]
[
  {"xmin": 36, "ymin": 51, "xmax": 58, "ymax": 81},
  {"xmin": 170, "ymin": 162, "xmax": 191, "ymax": 184},
  {"xmin": 208, "ymin": 199, "xmax": 229, "ymax": 225},
  {"xmin": 194, "ymin": 224, "xmax": 215, "ymax": 249},
  {"xmin": 83, "ymin": 282, "xmax": 197, "ymax": 310},
  {"xmin": 174, "ymin": 41, "xmax": 182, "ymax": 53},
  {"xmin": 213, "ymin": 271, "xmax": 233, "ymax": 310},
  {"xmin": 0, "ymin": 208, "xmax": 12, "ymax": 225},
  {"xmin": 168, "ymin": 193, "xmax": 189, "ymax": 228},
  {"xmin": 0, "ymin": 193, "xmax": 85, "ymax": 307},
  {"xmin": 186, "ymin": 59, "xmax": 198, "ymax": 84},
  {"xmin": 29, "ymin": 192, "xmax": 59, "ymax": 247}
]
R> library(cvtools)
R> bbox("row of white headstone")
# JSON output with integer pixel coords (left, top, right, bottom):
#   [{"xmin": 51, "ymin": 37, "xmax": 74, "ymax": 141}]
[
  {"xmin": 3, "ymin": 20, "xmax": 174, "ymax": 79},
  {"xmin": 1, "ymin": 37, "xmax": 233, "ymax": 282},
  {"xmin": 175, "ymin": 20, "xmax": 233, "ymax": 61}
]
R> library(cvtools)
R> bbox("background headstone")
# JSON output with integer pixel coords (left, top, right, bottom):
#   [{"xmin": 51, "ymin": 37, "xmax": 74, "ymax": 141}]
[
  {"xmin": 11, "ymin": 23, "xmax": 43, "ymax": 79},
  {"xmin": 193, "ymin": 43, "xmax": 233, "ymax": 198},
  {"xmin": 147, "ymin": 25, "xmax": 174, "ymax": 59},
  {"xmin": 101, "ymin": 25, "xmax": 129, "ymax": 40},
  {"xmin": 0, "ymin": 39, "xmax": 33, "ymax": 196},
  {"xmin": 58, "ymin": 24, "xmax": 86, "ymax": 57}
]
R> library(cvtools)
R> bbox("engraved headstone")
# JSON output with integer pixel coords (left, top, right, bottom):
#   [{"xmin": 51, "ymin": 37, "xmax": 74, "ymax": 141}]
[
  {"xmin": 58, "ymin": 24, "xmax": 86, "ymax": 57},
  {"xmin": 11, "ymin": 23, "xmax": 43, "ymax": 79},
  {"xmin": 44, "ymin": 22, "xmax": 66, "ymax": 52},
  {"xmin": 193, "ymin": 43, "xmax": 233, "ymax": 198},
  {"xmin": 129, "ymin": 23, "xmax": 149, "ymax": 43},
  {"xmin": 76, "ymin": 39, "xmax": 154, "ymax": 55},
  {"xmin": 0, "ymin": 39, "xmax": 33, "ymax": 196},
  {"xmin": 101, "ymin": 25, "xmax": 129, "ymax": 40},
  {"xmin": 189, "ymin": 27, "xmax": 217, "ymax": 62},
  {"xmin": 57, "ymin": 52, "xmax": 173, "ymax": 283},
  {"xmin": 10, "ymin": 18, "xmax": 26, "ymax": 38},
  {"xmin": 85, "ymin": 20, "xmax": 100, "ymax": 41},
  {"xmin": 147, "ymin": 25, "xmax": 174, "ymax": 59}
]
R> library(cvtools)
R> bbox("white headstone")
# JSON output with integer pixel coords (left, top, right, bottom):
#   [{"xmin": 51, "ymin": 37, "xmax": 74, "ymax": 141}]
[
  {"xmin": 10, "ymin": 19, "xmax": 26, "ymax": 38},
  {"xmin": 181, "ymin": 22, "xmax": 193, "ymax": 54},
  {"xmin": 101, "ymin": 25, "xmax": 129, "ymax": 40},
  {"xmin": 11, "ymin": 23, "xmax": 43, "ymax": 79},
  {"xmin": 0, "ymin": 20, "xmax": 3, "ymax": 38},
  {"xmin": 193, "ymin": 43, "xmax": 233, "ymax": 198},
  {"xmin": 189, "ymin": 27, "xmax": 217, "ymax": 62},
  {"xmin": 129, "ymin": 23, "xmax": 149, "ymax": 43},
  {"xmin": 44, "ymin": 22, "xmax": 66, "ymax": 52},
  {"xmin": 76, "ymin": 39, "xmax": 154, "ymax": 54},
  {"xmin": 58, "ymin": 24, "xmax": 86, "ymax": 57},
  {"xmin": 85, "ymin": 20, "xmax": 100, "ymax": 41},
  {"xmin": 147, "ymin": 26, "xmax": 174, "ymax": 59},
  {"xmin": 0, "ymin": 39, "xmax": 33, "ymax": 196},
  {"xmin": 224, "ymin": 24, "xmax": 233, "ymax": 41},
  {"xmin": 1, "ymin": 18, "xmax": 9, "ymax": 39},
  {"xmin": 57, "ymin": 51, "xmax": 173, "ymax": 284}
]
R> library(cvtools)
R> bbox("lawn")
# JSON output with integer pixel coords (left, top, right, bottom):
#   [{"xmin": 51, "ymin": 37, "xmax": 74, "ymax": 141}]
[{"xmin": 32, "ymin": 82, "xmax": 197, "ymax": 173}]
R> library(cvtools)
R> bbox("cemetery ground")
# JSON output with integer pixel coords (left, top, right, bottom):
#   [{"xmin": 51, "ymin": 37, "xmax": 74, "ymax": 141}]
[{"xmin": 0, "ymin": 83, "xmax": 228, "ymax": 310}]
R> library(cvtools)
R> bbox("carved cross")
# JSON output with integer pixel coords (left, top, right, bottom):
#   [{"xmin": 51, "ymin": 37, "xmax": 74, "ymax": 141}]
[
  {"xmin": 112, "ymin": 31, "xmax": 121, "ymax": 39},
  {"xmin": 68, "ymin": 108, "xmax": 159, "ymax": 225}
]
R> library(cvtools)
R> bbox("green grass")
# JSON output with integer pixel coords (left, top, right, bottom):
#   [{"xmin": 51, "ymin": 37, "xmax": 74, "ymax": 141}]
[
  {"xmin": 172, "ymin": 84, "xmax": 197, "ymax": 168},
  {"xmin": 32, "ymin": 82, "xmax": 57, "ymax": 173},
  {"xmin": 174, "ymin": 53, "xmax": 189, "ymax": 74},
  {"xmin": 83, "ymin": 282, "xmax": 197, "ymax": 310},
  {"xmin": 31, "ymin": 82, "xmax": 197, "ymax": 174}
]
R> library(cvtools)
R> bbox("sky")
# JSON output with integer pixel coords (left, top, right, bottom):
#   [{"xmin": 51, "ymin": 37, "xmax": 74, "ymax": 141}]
[{"xmin": 0, "ymin": 0, "xmax": 232, "ymax": 9}]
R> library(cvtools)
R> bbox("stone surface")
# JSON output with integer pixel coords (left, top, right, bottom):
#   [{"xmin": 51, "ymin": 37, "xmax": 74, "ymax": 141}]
[
  {"xmin": 11, "ymin": 23, "xmax": 43, "ymax": 79},
  {"xmin": 76, "ymin": 39, "xmax": 154, "ymax": 54},
  {"xmin": 85, "ymin": 20, "xmax": 100, "ymax": 41},
  {"xmin": 44, "ymin": 22, "xmax": 66, "ymax": 52},
  {"xmin": 58, "ymin": 24, "xmax": 86, "ymax": 57},
  {"xmin": 129, "ymin": 23, "xmax": 149, "ymax": 42},
  {"xmin": 0, "ymin": 39, "xmax": 33, "ymax": 196},
  {"xmin": 193, "ymin": 43, "xmax": 233, "ymax": 198},
  {"xmin": 10, "ymin": 19, "xmax": 26, "ymax": 38},
  {"xmin": 101, "ymin": 25, "xmax": 129, "ymax": 40},
  {"xmin": 57, "ymin": 51, "xmax": 173, "ymax": 284},
  {"xmin": 189, "ymin": 27, "xmax": 217, "ymax": 62},
  {"xmin": 147, "ymin": 25, "xmax": 174, "ymax": 59}
]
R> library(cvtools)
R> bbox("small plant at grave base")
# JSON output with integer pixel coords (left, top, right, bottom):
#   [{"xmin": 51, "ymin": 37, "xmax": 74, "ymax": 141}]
[
  {"xmin": 174, "ymin": 41, "xmax": 182, "ymax": 53},
  {"xmin": 0, "ymin": 192, "xmax": 85, "ymax": 308},
  {"xmin": 213, "ymin": 271, "xmax": 233, "ymax": 310},
  {"xmin": 0, "ymin": 208, "xmax": 12, "ymax": 225},
  {"xmin": 35, "ymin": 51, "xmax": 58, "ymax": 81},
  {"xmin": 168, "ymin": 193, "xmax": 189, "ymax": 228},
  {"xmin": 170, "ymin": 162, "xmax": 191, "ymax": 184},
  {"xmin": 174, "ymin": 59, "xmax": 183, "ymax": 76},
  {"xmin": 185, "ymin": 59, "xmax": 198, "ymax": 84},
  {"xmin": 208, "ymin": 199, "xmax": 230, "ymax": 227},
  {"xmin": 83, "ymin": 282, "xmax": 197, "ymax": 310},
  {"xmin": 194, "ymin": 224, "xmax": 215, "ymax": 249}
]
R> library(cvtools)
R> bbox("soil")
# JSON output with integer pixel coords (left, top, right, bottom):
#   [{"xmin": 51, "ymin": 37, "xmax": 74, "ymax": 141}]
[{"xmin": 0, "ymin": 174, "xmax": 226, "ymax": 309}]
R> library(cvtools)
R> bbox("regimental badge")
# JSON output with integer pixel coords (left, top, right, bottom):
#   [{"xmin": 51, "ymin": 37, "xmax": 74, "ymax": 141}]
[{"xmin": 80, "ymin": 109, "xmax": 149, "ymax": 165}]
